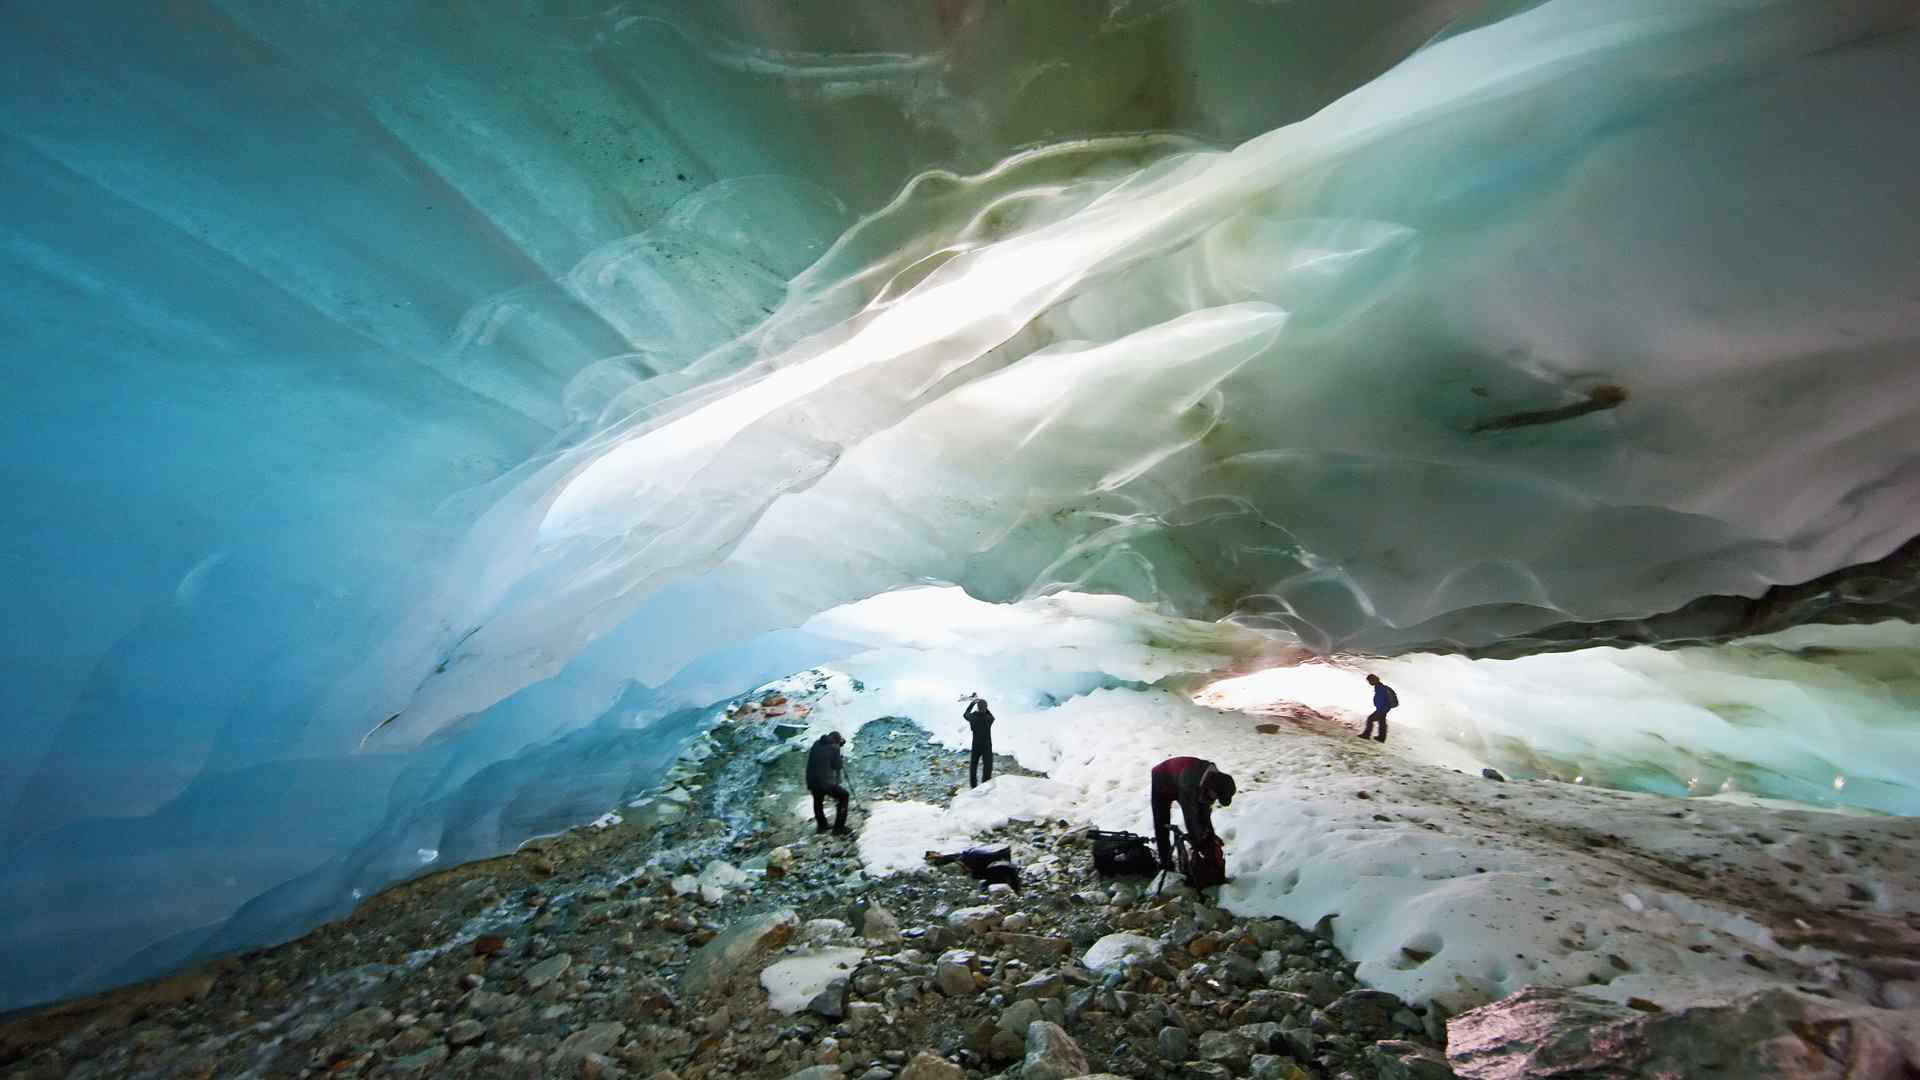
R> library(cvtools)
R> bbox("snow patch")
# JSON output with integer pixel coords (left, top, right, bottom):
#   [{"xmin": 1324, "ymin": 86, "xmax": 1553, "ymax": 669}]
[{"xmin": 761, "ymin": 947, "xmax": 864, "ymax": 1013}]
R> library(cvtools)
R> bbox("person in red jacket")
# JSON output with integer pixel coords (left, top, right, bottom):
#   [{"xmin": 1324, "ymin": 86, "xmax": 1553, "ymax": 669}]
[{"xmin": 1149, "ymin": 756, "xmax": 1236, "ymax": 871}]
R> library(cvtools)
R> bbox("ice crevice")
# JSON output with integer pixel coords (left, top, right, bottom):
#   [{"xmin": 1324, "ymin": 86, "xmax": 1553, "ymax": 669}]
[{"xmin": 3, "ymin": 0, "xmax": 1919, "ymax": 1012}]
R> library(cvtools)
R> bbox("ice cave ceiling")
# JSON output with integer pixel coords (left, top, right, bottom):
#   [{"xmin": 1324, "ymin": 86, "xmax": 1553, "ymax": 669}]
[{"xmin": 2, "ymin": 0, "xmax": 1918, "ymax": 1011}]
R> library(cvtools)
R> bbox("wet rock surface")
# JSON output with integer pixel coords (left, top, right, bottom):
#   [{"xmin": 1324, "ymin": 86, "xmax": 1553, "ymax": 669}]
[
  {"xmin": 24, "ymin": 677, "xmax": 1899, "ymax": 1078},
  {"xmin": 0, "ymin": 683, "xmax": 1455, "ymax": 1080}
]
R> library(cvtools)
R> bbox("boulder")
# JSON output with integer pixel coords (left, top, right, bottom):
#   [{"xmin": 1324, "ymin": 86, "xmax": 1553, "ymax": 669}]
[
  {"xmin": 946, "ymin": 905, "xmax": 1002, "ymax": 932},
  {"xmin": 998, "ymin": 998, "xmax": 1045, "ymax": 1035},
  {"xmin": 861, "ymin": 903, "xmax": 903, "ymax": 945},
  {"xmin": 1326, "ymin": 989, "xmax": 1404, "ymax": 1037},
  {"xmin": 1023, "ymin": 1020, "xmax": 1091, "ymax": 1080},
  {"xmin": 808, "ymin": 976, "xmax": 851, "ymax": 1020},
  {"xmin": 990, "ymin": 1028, "xmax": 1026, "ymax": 1061},
  {"xmin": 781, "ymin": 1068, "xmax": 845, "ymax": 1080},
  {"xmin": 446, "ymin": 1018, "xmax": 486, "ymax": 1046},
  {"xmin": 937, "ymin": 950, "xmax": 978, "ymax": 996},
  {"xmin": 682, "ymin": 909, "xmax": 799, "ymax": 996},
  {"xmin": 1371, "ymin": 1039, "xmax": 1457, "ymax": 1080},
  {"xmin": 1250, "ymin": 1056, "xmax": 1310, "ymax": 1080},
  {"xmin": 1083, "ymin": 933, "xmax": 1162, "ymax": 973},
  {"xmin": 553, "ymin": 1022, "xmax": 626, "ymax": 1062},
  {"xmin": 766, "ymin": 846, "xmax": 795, "ymax": 878},
  {"xmin": 387, "ymin": 1045, "xmax": 449, "ymax": 1075},
  {"xmin": 897, "ymin": 1050, "xmax": 965, "ymax": 1080},
  {"xmin": 338, "ymin": 1006, "xmax": 394, "ymax": 1039},
  {"xmin": 1017, "ymin": 972, "xmax": 1066, "ymax": 1000},
  {"xmin": 523, "ymin": 952, "xmax": 573, "ymax": 991},
  {"xmin": 1448, "ymin": 986, "xmax": 1920, "ymax": 1080},
  {"xmin": 1275, "ymin": 969, "xmax": 1342, "ymax": 1007},
  {"xmin": 1158, "ymin": 1025, "xmax": 1191, "ymax": 1061},
  {"xmin": 1198, "ymin": 1030, "xmax": 1249, "ymax": 1071},
  {"xmin": 1423, "ymin": 987, "xmax": 1496, "ymax": 1047}
]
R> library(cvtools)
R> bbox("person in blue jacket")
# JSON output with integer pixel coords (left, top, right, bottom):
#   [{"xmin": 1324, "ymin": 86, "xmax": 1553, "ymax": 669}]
[{"xmin": 1361, "ymin": 674, "xmax": 1398, "ymax": 743}]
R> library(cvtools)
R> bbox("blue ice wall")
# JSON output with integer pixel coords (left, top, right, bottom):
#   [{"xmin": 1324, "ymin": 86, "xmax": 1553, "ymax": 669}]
[{"xmin": 0, "ymin": 0, "xmax": 1459, "ymax": 1010}]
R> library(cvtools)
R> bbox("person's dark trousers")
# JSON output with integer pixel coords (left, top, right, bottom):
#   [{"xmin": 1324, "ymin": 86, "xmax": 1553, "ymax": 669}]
[
  {"xmin": 970, "ymin": 738, "xmax": 994, "ymax": 787},
  {"xmin": 1150, "ymin": 773, "xmax": 1178, "ymax": 869},
  {"xmin": 1361, "ymin": 709, "xmax": 1388, "ymax": 742},
  {"xmin": 812, "ymin": 785, "xmax": 849, "ymax": 831}
]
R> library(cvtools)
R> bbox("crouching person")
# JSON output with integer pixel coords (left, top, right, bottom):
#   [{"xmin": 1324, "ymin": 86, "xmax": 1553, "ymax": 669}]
[{"xmin": 808, "ymin": 731, "xmax": 851, "ymax": 835}]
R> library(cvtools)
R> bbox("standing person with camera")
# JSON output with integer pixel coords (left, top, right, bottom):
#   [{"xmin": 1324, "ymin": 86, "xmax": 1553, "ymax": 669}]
[{"xmin": 963, "ymin": 694, "xmax": 996, "ymax": 788}]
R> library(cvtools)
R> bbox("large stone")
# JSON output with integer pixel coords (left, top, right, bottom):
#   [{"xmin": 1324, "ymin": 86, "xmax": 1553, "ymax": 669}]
[
  {"xmin": 1275, "ymin": 969, "xmax": 1342, "ymax": 1007},
  {"xmin": 897, "ymin": 1050, "xmax": 965, "ymax": 1080},
  {"xmin": 998, "ymin": 997, "xmax": 1045, "ymax": 1035},
  {"xmin": 1198, "ymin": 1029, "xmax": 1249, "ymax": 1071},
  {"xmin": 387, "ymin": 1044, "xmax": 449, "ymax": 1075},
  {"xmin": 1371, "ymin": 1039, "xmax": 1457, "ymax": 1080},
  {"xmin": 862, "ymin": 903, "xmax": 903, "ymax": 945},
  {"xmin": 946, "ymin": 905, "xmax": 1003, "ymax": 932},
  {"xmin": 1023, "ymin": 1021, "xmax": 1091, "ymax": 1080},
  {"xmin": 682, "ymin": 909, "xmax": 800, "ymax": 996},
  {"xmin": 523, "ymin": 952, "xmax": 573, "ymax": 990},
  {"xmin": 1234, "ymin": 1022, "xmax": 1286, "ymax": 1054},
  {"xmin": 1423, "ymin": 988, "xmax": 1496, "ymax": 1047},
  {"xmin": 1447, "ymin": 986, "xmax": 1920, "ymax": 1080},
  {"xmin": 1278, "ymin": 1022, "xmax": 1315, "ymax": 1062},
  {"xmin": 386, "ymin": 1026, "xmax": 436, "ymax": 1054},
  {"xmin": 1250, "ymin": 1056, "xmax": 1310, "ymax": 1080},
  {"xmin": 1326, "ymin": 989, "xmax": 1404, "ymax": 1037},
  {"xmin": 1158, "ymin": 1025, "xmax": 1191, "ymax": 1061},
  {"xmin": 1083, "ymin": 933, "xmax": 1162, "ymax": 973},
  {"xmin": 809, "ymin": 976, "xmax": 851, "ymax": 1020},
  {"xmin": 554, "ymin": 1022, "xmax": 627, "ymax": 1062},
  {"xmin": 937, "ymin": 951, "xmax": 978, "ymax": 996},
  {"xmin": 1016, "ymin": 972, "xmax": 1066, "ymax": 1000},
  {"xmin": 446, "ymin": 1018, "xmax": 486, "ymax": 1046},
  {"xmin": 990, "ymin": 1028, "xmax": 1026, "ymax": 1061},
  {"xmin": 338, "ymin": 1006, "xmax": 394, "ymax": 1039},
  {"xmin": 463, "ymin": 989, "xmax": 520, "ymax": 1017}
]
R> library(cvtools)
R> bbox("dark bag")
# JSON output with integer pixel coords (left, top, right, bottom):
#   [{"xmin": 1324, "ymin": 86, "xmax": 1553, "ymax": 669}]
[
  {"xmin": 1089, "ymin": 830, "xmax": 1159, "ymax": 878},
  {"xmin": 954, "ymin": 845, "xmax": 1012, "ymax": 874},
  {"xmin": 1186, "ymin": 832, "xmax": 1228, "ymax": 889}
]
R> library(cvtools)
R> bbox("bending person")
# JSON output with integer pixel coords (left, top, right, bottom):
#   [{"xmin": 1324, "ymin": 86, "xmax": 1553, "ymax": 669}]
[
  {"xmin": 807, "ymin": 731, "xmax": 851, "ymax": 835},
  {"xmin": 1149, "ymin": 756, "xmax": 1235, "ymax": 870}
]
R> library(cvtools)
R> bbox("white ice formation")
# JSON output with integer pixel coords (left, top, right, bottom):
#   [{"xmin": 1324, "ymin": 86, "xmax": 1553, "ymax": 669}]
[{"xmin": 2, "ymin": 0, "xmax": 1918, "ymax": 1010}]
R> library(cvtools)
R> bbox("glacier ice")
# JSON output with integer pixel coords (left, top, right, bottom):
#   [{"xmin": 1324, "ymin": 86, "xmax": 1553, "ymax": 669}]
[{"xmin": 3, "ymin": 0, "xmax": 1919, "ymax": 1011}]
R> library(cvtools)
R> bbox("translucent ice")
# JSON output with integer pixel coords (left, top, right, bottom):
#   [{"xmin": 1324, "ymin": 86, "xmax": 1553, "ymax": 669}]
[{"xmin": 3, "ymin": 0, "xmax": 1918, "ymax": 1011}]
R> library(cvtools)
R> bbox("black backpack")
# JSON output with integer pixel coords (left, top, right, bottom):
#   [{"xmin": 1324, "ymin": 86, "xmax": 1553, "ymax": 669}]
[
  {"xmin": 1185, "ymin": 832, "xmax": 1228, "ymax": 889},
  {"xmin": 1089, "ymin": 830, "xmax": 1159, "ymax": 878}
]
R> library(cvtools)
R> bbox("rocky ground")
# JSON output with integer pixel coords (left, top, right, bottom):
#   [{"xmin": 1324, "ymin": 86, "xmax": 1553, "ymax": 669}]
[
  {"xmin": 0, "ymin": 682, "xmax": 1455, "ymax": 1080},
  {"xmin": 4, "ymin": 673, "xmax": 1916, "ymax": 1080}
]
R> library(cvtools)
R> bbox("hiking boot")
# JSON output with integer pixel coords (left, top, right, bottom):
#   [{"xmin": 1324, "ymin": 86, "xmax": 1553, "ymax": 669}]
[
  {"xmin": 1374, "ymin": 735, "xmax": 1387, "ymax": 743},
  {"xmin": 831, "ymin": 824, "xmax": 852, "ymax": 837},
  {"xmin": 815, "ymin": 822, "xmax": 830, "ymax": 833}
]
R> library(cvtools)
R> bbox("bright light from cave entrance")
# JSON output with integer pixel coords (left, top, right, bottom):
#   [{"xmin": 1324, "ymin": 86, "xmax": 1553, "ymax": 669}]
[{"xmin": 1194, "ymin": 661, "xmax": 1371, "ymax": 714}]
